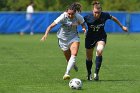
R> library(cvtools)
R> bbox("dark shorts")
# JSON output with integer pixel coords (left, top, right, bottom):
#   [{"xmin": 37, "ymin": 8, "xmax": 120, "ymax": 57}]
[{"xmin": 85, "ymin": 36, "xmax": 107, "ymax": 49}]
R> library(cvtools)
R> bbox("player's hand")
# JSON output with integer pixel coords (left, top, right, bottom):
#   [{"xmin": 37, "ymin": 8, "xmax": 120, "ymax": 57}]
[
  {"xmin": 82, "ymin": 28, "xmax": 87, "ymax": 38},
  {"xmin": 40, "ymin": 35, "xmax": 47, "ymax": 42},
  {"xmin": 122, "ymin": 26, "xmax": 128, "ymax": 32},
  {"xmin": 82, "ymin": 28, "xmax": 86, "ymax": 35}
]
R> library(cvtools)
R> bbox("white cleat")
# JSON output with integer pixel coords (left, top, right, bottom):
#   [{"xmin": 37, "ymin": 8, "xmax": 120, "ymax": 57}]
[{"xmin": 94, "ymin": 73, "xmax": 99, "ymax": 81}]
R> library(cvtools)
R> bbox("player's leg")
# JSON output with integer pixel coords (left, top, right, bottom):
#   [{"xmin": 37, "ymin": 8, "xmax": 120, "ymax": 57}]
[
  {"xmin": 63, "ymin": 49, "xmax": 71, "ymax": 62},
  {"xmin": 63, "ymin": 41, "xmax": 80, "ymax": 80},
  {"xmin": 58, "ymin": 38, "xmax": 71, "ymax": 80},
  {"xmin": 20, "ymin": 20, "xmax": 30, "ymax": 35},
  {"xmin": 85, "ymin": 38, "xmax": 96, "ymax": 80},
  {"xmin": 94, "ymin": 41, "xmax": 105, "ymax": 81},
  {"xmin": 86, "ymin": 48, "xmax": 94, "ymax": 80},
  {"xmin": 62, "ymin": 36, "xmax": 80, "ymax": 80},
  {"xmin": 63, "ymin": 49, "xmax": 78, "ymax": 72},
  {"xmin": 66, "ymin": 36, "xmax": 80, "ymax": 73},
  {"xmin": 65, "ymin": 42, "xmax": 79, "ymax": 74},
  {"xmin": 30, "ymin": 20, "xmax": 34, "ymax": 35},
  {"xmin": 63, "ymin": 49, "xmax": 71, "ymax": 80},
  {"xmin": 70, "ymin": 42, "xmax": 79, "ymax": 72}
]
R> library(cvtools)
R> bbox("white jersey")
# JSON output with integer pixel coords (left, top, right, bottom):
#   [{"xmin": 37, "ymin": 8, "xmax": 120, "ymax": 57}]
[
  {"xmin": 26, "ymin": 5, "xmax": 34, "ymax": 20},
  {"xmin": 54, "ymin": 12, "xmax": 84, "ymax": 41}
]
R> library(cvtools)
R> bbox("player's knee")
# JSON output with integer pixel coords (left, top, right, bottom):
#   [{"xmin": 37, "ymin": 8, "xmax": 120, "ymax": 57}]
[
  {"xmin": 86, "ymin": 55, "xmax": 92, "ymax": 60},
  {"xmin": 96, "ymin": 44, "xmax": 104, "ymax": 56}
]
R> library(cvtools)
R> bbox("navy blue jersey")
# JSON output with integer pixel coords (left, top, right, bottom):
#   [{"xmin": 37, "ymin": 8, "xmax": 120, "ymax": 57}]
[{"xmin": 84, "ymin": 12, "xmax": 112, "ymax": 39}]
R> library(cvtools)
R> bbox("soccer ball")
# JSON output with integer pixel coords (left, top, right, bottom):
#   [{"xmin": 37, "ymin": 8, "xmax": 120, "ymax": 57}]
[{"xmin": 69, "ymin": 78, "xmax": 82, "ymax": 90}]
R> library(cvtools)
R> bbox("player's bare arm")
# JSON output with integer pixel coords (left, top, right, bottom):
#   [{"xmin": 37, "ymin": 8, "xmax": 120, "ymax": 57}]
[
  {"xmin": 111, "ymin": 16, "xmax": 128, "ymax": 32},
  {"xmin": 41, "ymin": 22, "xmax": 56, "ymax": 41}
]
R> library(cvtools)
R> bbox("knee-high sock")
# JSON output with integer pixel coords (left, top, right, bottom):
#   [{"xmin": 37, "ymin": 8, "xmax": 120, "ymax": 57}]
[
  {"xmin": 86, "ymin": 60, "xmax": 93, "ymax": 75},
  {"xmin": 95, "ymin": 56, "xmax": 102, "ymax": 74},
  {"xmin": 65, "ymin": 55, "xmax": 76, "ymax": 75}
]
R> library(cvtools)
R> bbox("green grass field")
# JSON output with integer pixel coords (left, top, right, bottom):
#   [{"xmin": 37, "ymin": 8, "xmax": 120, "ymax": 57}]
[{"xmin": 0, "ymin": 33, "xmax": 140, "ymax": 93}]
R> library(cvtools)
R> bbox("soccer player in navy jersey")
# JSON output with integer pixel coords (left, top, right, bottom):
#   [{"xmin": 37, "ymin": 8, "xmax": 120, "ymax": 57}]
[
  {"xmin": 84, "ymin": 1, "xmax": 128, "ymax": 81},
  {"xmin": 41, "ymin": 2, "xmax": 86, "ymax": 80}
]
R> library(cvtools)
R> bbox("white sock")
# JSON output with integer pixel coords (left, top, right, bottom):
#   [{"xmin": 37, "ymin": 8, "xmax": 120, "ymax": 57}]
[{"xmin": 65, "ymin": 55, "xmax": 76, "ymax": 75}]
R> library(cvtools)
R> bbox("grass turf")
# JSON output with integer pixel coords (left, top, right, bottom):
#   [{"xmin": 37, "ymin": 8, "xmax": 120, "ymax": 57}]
[{"xmin": 0, "ymin": 33, "xmax": 140, "ymax": 93}]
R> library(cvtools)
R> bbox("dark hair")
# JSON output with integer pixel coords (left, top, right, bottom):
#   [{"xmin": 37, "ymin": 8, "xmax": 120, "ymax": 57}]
[
  {"xmin": 29, "ymin": 1, "xmax": 34, "ymax": 5},
  {"xmin": 67, "ymin": 2, "xmax": 82, "ymax": 13}
]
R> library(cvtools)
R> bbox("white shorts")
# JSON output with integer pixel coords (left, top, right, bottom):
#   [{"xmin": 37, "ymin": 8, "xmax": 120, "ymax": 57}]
[{"xmin": 58, "ymin": 36, "xmax": 80, "ymax": 51}]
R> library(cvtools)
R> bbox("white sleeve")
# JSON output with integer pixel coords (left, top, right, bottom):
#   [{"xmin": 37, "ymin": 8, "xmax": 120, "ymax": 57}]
[
  {"xmin": 54, "ymin": 13, "xmax": 65, "ymax": 24},
  {"xmin": 75, "ymin": 13, "xmax": 84, "ymax": 24}
]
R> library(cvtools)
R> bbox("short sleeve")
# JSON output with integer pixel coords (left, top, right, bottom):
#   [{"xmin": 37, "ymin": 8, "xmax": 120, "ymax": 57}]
[
  {"xmin": 105, "ymin": 12, "xmax": 112, "ymax": 19},
  {"xmin": 75, "ymin": 13, "xmax": 84, "ymax": 24},
  {"xmin": 54, "ymin": 13, "xmax": 65, "ymax": 24}
]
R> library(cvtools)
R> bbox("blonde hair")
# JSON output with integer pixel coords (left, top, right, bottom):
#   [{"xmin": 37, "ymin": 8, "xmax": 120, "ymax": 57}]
[
  {"xmin": 92, "ymin": 1, "xmax": 100, "ymax": 5},
  {"xmin": 92, "ymin": 1, "xmax": 102, "ymax": 10}
]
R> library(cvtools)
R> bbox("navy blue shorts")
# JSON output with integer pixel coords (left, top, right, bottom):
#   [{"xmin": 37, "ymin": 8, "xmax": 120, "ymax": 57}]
[{"xmin": 85, "ymin": 36, "xmax": 107, "ymax": 49}]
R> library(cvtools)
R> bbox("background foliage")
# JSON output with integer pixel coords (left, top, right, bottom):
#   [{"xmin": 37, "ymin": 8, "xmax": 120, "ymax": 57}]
[{"xmin": 0, "ymin": 0, "xmax": 140, "ymax": 11}]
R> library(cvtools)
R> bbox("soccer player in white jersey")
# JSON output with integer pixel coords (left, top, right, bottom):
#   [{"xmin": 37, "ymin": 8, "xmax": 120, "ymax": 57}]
[{"xmin": 41, "ymin": 2, "xmax": 86, "ymax": 80}]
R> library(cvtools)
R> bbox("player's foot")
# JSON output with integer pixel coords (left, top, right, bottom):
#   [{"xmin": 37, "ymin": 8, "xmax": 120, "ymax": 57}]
[
  {"xmin": 87, "ymin": 74, "xmax": 92, "ymax": 81},
  {"xmin": 73, "ymin": 65, "xmax": 78, "ymax": 72},
  {"xmin": 63, "ymin": 74, "xmax": 70, "ymax": 80},
  {"xmin": 94, "ymin": 73, "xmax": 99, "ymax": 81}
]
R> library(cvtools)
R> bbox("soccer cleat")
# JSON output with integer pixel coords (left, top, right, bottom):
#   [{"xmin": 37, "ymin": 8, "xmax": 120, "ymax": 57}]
[
  {"xmin": 94, "ymin": 73, "xmax": 99, "ymax": 81},
  {"xmin": 73, "ymin": 65, "xmax": 78, "ymax": 72},
  {"xmin": 87, "ymin": 74, "xmax": 92, "ymax": 81},
  {"xmin": 63, "ymin": 74, "xmax": 70, "ymax": 80}
]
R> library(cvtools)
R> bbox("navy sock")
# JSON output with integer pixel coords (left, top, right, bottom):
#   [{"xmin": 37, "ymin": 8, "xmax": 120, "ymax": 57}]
[
  {"xmin": 86, "ymin": 60, "xmax": 93, "ymax": 75},
  {"xmin": 95, "ymin": 56, "xmax": 102, "ymax": 74}
]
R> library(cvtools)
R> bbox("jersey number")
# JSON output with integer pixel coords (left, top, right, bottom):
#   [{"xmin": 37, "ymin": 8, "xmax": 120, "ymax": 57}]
[{"xmin": 93, "ymin": 26, "xmax": 100, "ymax": 32}]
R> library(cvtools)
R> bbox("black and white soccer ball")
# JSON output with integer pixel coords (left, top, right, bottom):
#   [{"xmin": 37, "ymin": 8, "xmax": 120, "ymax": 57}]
[{"xmin": 69, "ymin": 78, "xmax": 82, "ymax": 90}]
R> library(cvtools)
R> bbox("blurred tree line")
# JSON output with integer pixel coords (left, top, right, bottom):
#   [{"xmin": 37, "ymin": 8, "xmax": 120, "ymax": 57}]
[{"xmin": 0, "ymin": 0, "xmax": 140, "ymax": 12}]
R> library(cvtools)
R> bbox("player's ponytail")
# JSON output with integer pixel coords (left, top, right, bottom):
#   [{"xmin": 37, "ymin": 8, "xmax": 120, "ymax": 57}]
[{"xmin": 71, "ymin": 2, "xmax": 82, "ymax": 13}]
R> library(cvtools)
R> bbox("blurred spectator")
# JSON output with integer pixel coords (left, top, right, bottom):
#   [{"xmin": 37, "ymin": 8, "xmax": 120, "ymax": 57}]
[{"xmin": 20, "ymin": 2, "xmax": 34, "ymax": 35}]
